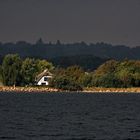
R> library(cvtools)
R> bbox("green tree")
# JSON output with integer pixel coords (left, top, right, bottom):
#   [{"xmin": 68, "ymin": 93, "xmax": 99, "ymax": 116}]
[
  {"xmin": 0, "ymin": 65, "xmax": 2, "ymax": 78},
  {"xmin": 116, "ymin": 69, "xmax": 132, "ymax": 87},
  {"xmin": 65, "ymin": 65, "xmax": 85, "ymax": 84},
  {"xmin": 116, "ymin": 60, "xmax": 140, "ymax": 87},
  {"xmin": 94, "ymin": 60, "xmax": 118, "ymax": 76},
  {"xmin": 2, "ymin": 54, "xmax": 22, "ymax": 86},
  {"xmin": 50, "ymin": 75, "xmax": 82, "ymax": 91},
  {"xmin": 50, "ymin": 66, "xmax": 84, "ymax": 91},
  {"xmin": 93, "ymin": 73, "xmax": 120, "ymax": 87},
  {"xmin": 36, "ymin": 59, "xmax": 54, "ymax": 73},
  {"xmin": 132, "ymin": 72, "xmax": 140, "ymax": 87},
  {"xmin": 0, "ymin": 65, "xmax": 3, "ymax": 85},
  {"xmin": 21, "ymin": 58, "xmax": 38, "ymax": 85},
  {"xmin": 93, "ymin": 60, "xmax": 119, "ymax": 87},
  {"xmin": 80, "ymin": 72, "xmax": 93, "ymax": 87}
]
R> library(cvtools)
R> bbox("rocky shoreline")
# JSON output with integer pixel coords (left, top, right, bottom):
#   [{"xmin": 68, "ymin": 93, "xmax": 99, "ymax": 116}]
[
  {"xmin": 0, "ymin": 86, "xmax": 140, "ymax": 93},
  {"xmin": 83, "ymin": 87, "xmax": 140, "ymax": 93},
  {"xmin": 0, "ymin": 86, "xmax": 59, "ymax": 93}
]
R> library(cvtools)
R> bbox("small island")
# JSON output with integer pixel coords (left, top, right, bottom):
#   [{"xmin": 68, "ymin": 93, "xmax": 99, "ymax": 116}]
[{"xmin": 0, "ymin": 54, "xmax": 139, "ymax": 93}]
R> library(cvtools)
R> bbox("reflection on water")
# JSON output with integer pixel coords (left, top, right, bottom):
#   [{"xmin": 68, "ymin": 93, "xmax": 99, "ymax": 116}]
[{"xmin": 0, "ymin": 92, "xmax": 140, "ymax": 140}]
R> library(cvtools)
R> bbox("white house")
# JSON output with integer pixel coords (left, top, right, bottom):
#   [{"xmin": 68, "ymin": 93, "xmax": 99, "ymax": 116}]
[{"xmin": 35, "ymin": 69, "xmax": 53, "ymax": 86}]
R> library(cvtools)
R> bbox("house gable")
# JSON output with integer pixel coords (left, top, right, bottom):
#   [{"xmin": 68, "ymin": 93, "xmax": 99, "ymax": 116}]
[{"xmin": 36, "ymin": 75, "xmax": 52, "ymax": 86}]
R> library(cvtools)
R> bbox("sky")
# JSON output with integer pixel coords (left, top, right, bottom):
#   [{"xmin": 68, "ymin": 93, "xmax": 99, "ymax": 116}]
[{"xmin": 0, "ymin": 0, "xmax": 140, "ymax": 47}]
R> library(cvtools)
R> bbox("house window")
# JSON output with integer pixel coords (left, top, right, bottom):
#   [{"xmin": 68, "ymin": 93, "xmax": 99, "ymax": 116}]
[
  {"xmin": 44, "ymin": 77, "xmax": 48, "ymax": 81},
  {"xmin": 41, "ymin": 83, "xmax": 46, "ymax": 85}
]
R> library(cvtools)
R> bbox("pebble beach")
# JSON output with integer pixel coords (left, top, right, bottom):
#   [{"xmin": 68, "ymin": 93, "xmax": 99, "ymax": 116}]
[{"xmin": 0, "ymin": 86, "xmax": 140, "ymax": 93}]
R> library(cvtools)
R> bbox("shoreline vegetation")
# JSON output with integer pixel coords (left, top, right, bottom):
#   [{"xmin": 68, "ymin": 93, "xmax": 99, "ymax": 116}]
[
  {"xmin": 0, "ymin": 86, "xmax": 140, "ymax": 93},
  {"xmin": 0, "ymin": 54, "xmax": 140, "ymax": 91}
]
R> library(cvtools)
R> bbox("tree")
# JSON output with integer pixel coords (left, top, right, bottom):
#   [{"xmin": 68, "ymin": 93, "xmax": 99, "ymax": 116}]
[
  {"xmin": 94, "ymin": 60, "xmax": 118, "ymax": 76},
  {"xmin": 50, "ymin": 75, "xmax": 82, "ymax": 91},
  {"xmin": 21, "ymin": 58, "xmax": 38, "ymax": 85},
  {"xmin": 116, "ymin": 69, "xmax": 132, "ymax": 87},
  {"xmin": 0, "ymin": 65, "xmax": 3, "ymax": 85},
  {"xmin": 36, "ymin": 38, "xmax": 44, "ymax": 45},
  {"xmin": 92, "ymin": 60, "xmax": 119, "ymax": 87},
  {"xmin": 80, "ymin": 72, "xmax": 93, "ymax": 87},
  {"xmin": 36, "ymin": 59, "xmax": 54, "ymax": 73},
  {"xmin": 92, "ymin": 59, "xmax": 140, "ymax": 88},
  {"xmin": 116, "ymin": 60, "xmax": 140, "ymax": 87},
  {"xmin": 132, "ymin": 72, "xmax": 140, "ymax": 87},
  {"xmin": 56, "ymin": 40, "xmax": 61, "ymax": 45},
  {"xmin": 2, "ymin": 54, "xmax": 22, "ymax": 86},
  {"xmin": 49, "ymin": 66, "xmax": 84, "ymax": 91},
  {"xmin": 65, "ymin": 65, "xmax": 85, "ymax": 84}
]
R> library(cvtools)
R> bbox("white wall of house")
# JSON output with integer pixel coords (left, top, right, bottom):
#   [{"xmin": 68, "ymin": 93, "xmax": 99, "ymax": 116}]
[{"xmin": 37, "ymin": 76, "xmax": 52, "ymax": 86}]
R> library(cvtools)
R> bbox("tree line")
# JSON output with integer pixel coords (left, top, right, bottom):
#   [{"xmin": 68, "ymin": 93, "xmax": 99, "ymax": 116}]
[
  {"xmin": 0, "ymin": 54, "xmax": 53, "ymax": 86},
  {"xmin": 0, "ymin": 39, "xmax": 140, "ymax": 61},
  {"xmin": 50, "ymin": 60, "xmax": 140, "ymax": 90},
  {"xmin": 0, "ymin": 54, "xmax": 140, "ymax": 90}
]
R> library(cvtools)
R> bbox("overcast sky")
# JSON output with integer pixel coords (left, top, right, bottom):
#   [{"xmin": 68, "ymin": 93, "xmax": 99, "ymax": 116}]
[{"xmin": 0, "ymin": 0, "xmax": 140, "ymax": 46}]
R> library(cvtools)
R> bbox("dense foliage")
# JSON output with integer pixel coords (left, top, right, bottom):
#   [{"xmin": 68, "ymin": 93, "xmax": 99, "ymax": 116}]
[
  {"xmin": 2, "ymin": 54, "xmax": 22, "ymax": 86},
  {"xmin": 93, "ymin": 60, "xmax": 140, "ymax": 88},
  {"xmin": 0, "ymin": 54, "xmax": 139, "ymax": 90},
  {"xmin": 50, "ymin": 60, "xmax": 140, "ymax": 89},
  {"xmin": 0, "ymin": 40, "xmax": 140, "ymax": 60},
  {"xmin": 0, "ymin": 54, "xmax": 54, "ymax": 86},
  {"xmin": 0, "ymin": 40, "xmax": 140, "ymax": 73},
  {"xmin": 50, "ymin": 55, "xmax": 108, "ymax": 71},
  {"xmin": 50, "ymin": 66, "xmax": 85, "ymax": 91}
]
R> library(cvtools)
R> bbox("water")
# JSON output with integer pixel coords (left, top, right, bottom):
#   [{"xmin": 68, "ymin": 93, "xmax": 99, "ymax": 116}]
[{"xmin": 0, "ymin": 92, "xmax": 140, "ymax": 140}]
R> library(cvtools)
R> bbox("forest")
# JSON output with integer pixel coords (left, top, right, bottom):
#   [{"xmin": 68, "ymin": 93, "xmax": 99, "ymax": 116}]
[
  {"xmin": 0, "ymin": 39, "xmax": 140, "ymax": 71},
  {"xmin": 0, "ymin": 39, "xmax": 139, "ymax": 60},
  {"xmin": 0, "ymin": 54, "xmax": 139, "ymax": 91}
]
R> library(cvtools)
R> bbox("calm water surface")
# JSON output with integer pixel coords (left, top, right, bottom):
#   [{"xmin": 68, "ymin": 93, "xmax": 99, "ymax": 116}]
[{"xmin": 0, "ymin": 92, "xmax": 140, "ymax": 140}]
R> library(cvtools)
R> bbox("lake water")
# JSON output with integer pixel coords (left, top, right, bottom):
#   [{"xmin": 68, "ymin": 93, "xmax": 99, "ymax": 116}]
[{"xmin": 0, "ymin": 92, "xmax": 140, "ymax": 140}]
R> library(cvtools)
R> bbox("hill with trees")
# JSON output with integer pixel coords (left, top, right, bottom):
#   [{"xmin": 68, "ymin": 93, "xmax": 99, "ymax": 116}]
[
  {"xmin": 0, "ymin": 39, "xmax": 140, "ymax": 60},
  {"xmin": 0, "ymin": 39, "xmax": 140, "ymax": 71},
  {"xmin": 50, "ymin": 55, "xmax": 108, "ymax": 71}
]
